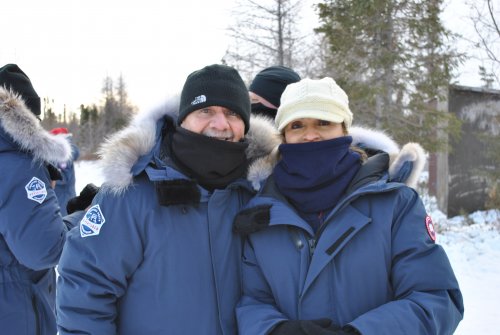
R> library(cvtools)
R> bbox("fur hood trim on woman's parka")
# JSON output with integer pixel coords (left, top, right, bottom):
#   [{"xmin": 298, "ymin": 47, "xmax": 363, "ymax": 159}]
[
  {"xmin": 246, "ymin": 125, "xmax": 426, "ymax": 190},
  {"xmin": 350, "ymin": 126, "xmax": 426, "ymax": 188},
  {"xmin": 98, "ymin": 98, "xmax": 281, "ymax": 194},
  {"xmin": 0, "ymin": 86, "xmax": 71, "ymax": 164}
]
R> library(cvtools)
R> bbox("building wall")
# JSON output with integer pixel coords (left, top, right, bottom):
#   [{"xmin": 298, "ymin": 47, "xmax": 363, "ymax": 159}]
[{"xmin": 446, "ymin": 85, "xmax": 500, "ymax": 216}]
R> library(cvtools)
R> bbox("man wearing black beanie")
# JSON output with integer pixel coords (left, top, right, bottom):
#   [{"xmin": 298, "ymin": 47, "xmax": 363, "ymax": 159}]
[
  {"xmin": 1, "ymin": 63, "xmax": 74, "ymax": 335},
  {"xmin": 56, "ymin": 64, "xmax": 281, "ymax": 334},
  {"xmin": 178, "ymin": 64, "xmax": 251, "ymax": 133},
  {"xmin": 249, "ymin": 65, "xmax": 301, "ymax": 119}
]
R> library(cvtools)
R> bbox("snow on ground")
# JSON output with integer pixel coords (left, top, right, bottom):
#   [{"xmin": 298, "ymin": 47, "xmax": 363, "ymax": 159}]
[
  {"xmin": 436, "ymin": 213, "xmax": 500, "ymax": 335},
  {"xmin": 75, "ymin": 159, "xmax": 500, "ymax": 334},
  {"xmin": 74, "ymin": 160, "xmax": 105, "ymax": 194}
]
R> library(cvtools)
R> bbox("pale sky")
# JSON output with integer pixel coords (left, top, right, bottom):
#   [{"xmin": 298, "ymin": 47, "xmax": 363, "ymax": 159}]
[
  {"xmin": 1, "ymin": 0, "xmax": 493, "ymax": 116},
  {"xmin": 1, "ymin": 0, "xmax": 241, "ymax": 114}
]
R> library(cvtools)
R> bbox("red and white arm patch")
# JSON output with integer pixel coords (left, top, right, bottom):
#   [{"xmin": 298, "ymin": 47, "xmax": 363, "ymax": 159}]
[{"xmin": 425, "ymin": 215, "xmax": 437, "ymax": 242}]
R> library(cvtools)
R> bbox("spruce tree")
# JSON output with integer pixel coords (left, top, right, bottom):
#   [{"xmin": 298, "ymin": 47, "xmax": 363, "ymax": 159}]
[{"xmin": 315, "ymin": 0, "xmax": 462, "ymax": 150}]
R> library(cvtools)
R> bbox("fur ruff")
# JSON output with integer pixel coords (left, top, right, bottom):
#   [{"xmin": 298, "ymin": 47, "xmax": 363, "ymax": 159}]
[
  {"xmin": 247, "ymin": 125, "xmax": 426, "ymax": 190},
  {"xmin": 351, "ymin": 126, "xmax": 426, "ymax": 188},
  {"xmin": 350, "ymin": 126, "xmax": 400, "ymax": 155},
  {"xmin": 98, "ymin": 98, "xmax": 425, "ymax": 193},
  {"xmin": 98, "ymin": 100, "xmax": 281, "ymax": 194},
  {"xmin": 0, "ymin": 86, "xmax": 71, "ymax": 164},
  {"xmin": 388, "ymin": 142, "xmax": 426, "ymax": 188}
]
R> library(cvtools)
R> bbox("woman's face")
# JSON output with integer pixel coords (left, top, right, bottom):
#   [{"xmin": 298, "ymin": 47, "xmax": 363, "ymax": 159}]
[{"xmin": 283, "ymin": 118, "xmax": 345, "ymax": 144}]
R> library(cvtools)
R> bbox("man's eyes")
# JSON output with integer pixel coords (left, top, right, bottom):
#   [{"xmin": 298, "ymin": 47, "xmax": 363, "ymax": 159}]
[
  {"xmin": 226, "ymin": 111, "xmax": 240, "ymax": 118},
  {"xmin": 196, "ymin": 108, "xmax": 240, "ymax": 119}
]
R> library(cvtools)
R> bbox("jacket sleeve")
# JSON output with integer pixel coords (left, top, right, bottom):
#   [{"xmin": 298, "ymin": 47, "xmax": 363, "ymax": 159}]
[
  {"xmin": 0, "ymin": 158, "xmax": 67, "ymax": 270},
  {"xmin": 70, "ymin": 140, "xmax": 80, "ymax": 161},
  {"xmin": 62, "ymin": 210, "xmax": 85, "ymax": 231},
  {"xmin": 349, "ymin": 187, "xmax": 464, "ymax": 335},
  {"xmin": 236, "ymin": 238, "xmax": 288, "ymax": 335},
  {"xmin": 56, "ymin": 191, "xmax": 144, "ymax": 335}
]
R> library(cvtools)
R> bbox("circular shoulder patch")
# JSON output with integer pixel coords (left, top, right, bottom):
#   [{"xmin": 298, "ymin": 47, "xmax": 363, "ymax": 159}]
[{"xmin": 425, "ymin": 215, "xmax": 436, "ymax": 242}]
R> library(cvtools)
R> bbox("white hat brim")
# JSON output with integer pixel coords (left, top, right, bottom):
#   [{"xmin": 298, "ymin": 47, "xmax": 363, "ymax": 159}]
[{"xmin": 277, "ymin": 109, "xmax": 346, "ymax": 131}]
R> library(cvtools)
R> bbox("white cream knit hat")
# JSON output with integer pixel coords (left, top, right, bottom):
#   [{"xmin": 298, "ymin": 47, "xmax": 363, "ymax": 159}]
[{"xmin": 275, "ymin": 77, "xmax": 353, "ymax": 131}]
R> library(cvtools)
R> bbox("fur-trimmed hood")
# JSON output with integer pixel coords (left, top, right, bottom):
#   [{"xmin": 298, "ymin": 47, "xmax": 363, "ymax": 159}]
[
  {"xmin": 98, "ymin": 100, "xmax": 425, "ymax": 193},
  {"xmin": 351, "ymin": 126, "xmax": 426, "ymax": 188},
  {"xmin": 98, "ymin": 100, "xmax": 281, "ymax": 194},
  {"xmin": 247, "ymin": 125, "xmax": 426, "ymax": 190},
  {"xmin": 0, "ymin": 86, "xmax": 71, "ymax": 164}
]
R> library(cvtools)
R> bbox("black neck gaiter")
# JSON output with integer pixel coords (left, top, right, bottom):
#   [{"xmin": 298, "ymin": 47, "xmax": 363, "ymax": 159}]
[
  {"xmin": 170, "ymin": 126, "xmax": 249, "ymax": 190},
  {"xmin": 273, "ymin": 136, "xmax": 361, "ymax": 214}
]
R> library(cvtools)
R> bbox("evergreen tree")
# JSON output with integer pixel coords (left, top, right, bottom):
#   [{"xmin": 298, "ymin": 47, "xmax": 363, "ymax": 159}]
[
  {"xmin": 115, "ymin": 74, "xmax": 135, "ymax": 128},
  {"xmin": 100, "ymin": 75, "xmax": 135, "ymax": 136},
  {"xmin": 77, "ymin": 104, "xmax": 100, "ymax": 155},
  {"xmin": 315, "ymin": 0, "xmax": 462, "ymax": 151},
  {"xmin": 40, "ymin": 75, "xmax": 136, "ymax": 157},
  {"xmin": 101, "ymin": 76, "xmax": 119, "ymax": 135},
  {"xmin": 41, "ymin": 97, "xmax": 58, "ymax": 130}
]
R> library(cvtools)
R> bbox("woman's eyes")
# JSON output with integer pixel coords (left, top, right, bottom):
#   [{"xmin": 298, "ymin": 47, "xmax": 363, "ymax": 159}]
[{"xmin": 290, "ymin": 120, "xmax": 330, "ymax": 129}]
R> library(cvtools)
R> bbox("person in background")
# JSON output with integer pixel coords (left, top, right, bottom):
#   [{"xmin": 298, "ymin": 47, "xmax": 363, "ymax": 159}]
[
  {"xmin": 234, "ymin": 77, "xmax": 464, "ymax": 335},
  {"xmin": 56, "ymin": 64, "xmax": 280, "ymax": 335},
  {"xmin": 50, "ymin": 127, "xmax": 80, "ymax": 216},
  {"xmin": 0, "ymin": 63, "xmax": 74, "ymax": 335},
  {"xmin": 249, "ymin": 65, "xmax": 300, "ymax": 119},
  {"xmin": 59, "ymin": 182, "xmax": 101, "ymax": 233},
  {"xmin": 65, "ymin": 182, "xmax": 100, "ymax": 216}
]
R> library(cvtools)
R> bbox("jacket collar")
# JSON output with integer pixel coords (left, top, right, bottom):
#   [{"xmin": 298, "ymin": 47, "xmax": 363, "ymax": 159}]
[
  {"xmin": 0, "ymin": 87, "xmax": 71, "ymax": 164},
  {"xmin": 98, "ymin": 98, "xmax": 281, "ymax": 194},
  {"xmin": 247, "ymin": 126, "xmax": 427, "ymax": 190}
]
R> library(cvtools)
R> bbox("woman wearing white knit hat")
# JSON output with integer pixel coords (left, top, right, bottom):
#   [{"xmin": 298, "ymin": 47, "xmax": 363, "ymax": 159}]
[{"xmin": 234, "ymin": 77, "xmax": 463, "ymax": 335}]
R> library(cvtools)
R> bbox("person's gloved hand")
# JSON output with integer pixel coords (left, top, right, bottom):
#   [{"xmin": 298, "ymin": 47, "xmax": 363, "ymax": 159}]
[
  {"xmin": 270, "ymin": 318, "xmax": 360, "ymax": 335},
  {"xmin": 270, "ymin": 318, "xmax": 333, "ymax": 335},
  {"xmin": 46, "ymin": 163, "xmax": 62, "ymax": 181},
  {"xmin": 300, "ymin": 320, "xmax": 360, "ymax": 335},
  {"xmin": 66, "ymin": 183, "xmax": 100, "ymax": 214}
]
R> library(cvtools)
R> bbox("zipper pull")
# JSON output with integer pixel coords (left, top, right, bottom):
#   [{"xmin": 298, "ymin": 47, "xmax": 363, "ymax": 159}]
[{"xmin": 308, "ymin": 238, "xmax": 317, "ymax": 256}]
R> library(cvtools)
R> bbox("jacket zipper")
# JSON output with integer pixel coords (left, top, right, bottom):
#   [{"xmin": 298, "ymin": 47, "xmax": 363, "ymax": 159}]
[
  {"xmin": 308, "ymin": 238, "xmax": 317, "ymax": 257},
  {"xmin": 31, "ymin": 295, "xmax": 41, "ymax": 335},
  {"xmin": 301, "ymin": 185, "xmax": 403, "ymax": 258},
  {"xmin": 307, "ymin": 211, "xmax": 325, "ymax": 257}
]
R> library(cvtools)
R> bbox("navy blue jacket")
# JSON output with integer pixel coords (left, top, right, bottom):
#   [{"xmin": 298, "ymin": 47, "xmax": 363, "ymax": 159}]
[
  {"xmin": 234, "ymin": 155, "xmax": 464, "ymax": 335},
  {"xmin": 0, "ymin": 87, "xmax": 73, "ymax": 335},
  {"xmin": 56, "ymin": 108, "xmax": 280, "ymax": 334},
  {"xmin": 54, "ymin": 138, "xmax": 80, "ymax": 216}
]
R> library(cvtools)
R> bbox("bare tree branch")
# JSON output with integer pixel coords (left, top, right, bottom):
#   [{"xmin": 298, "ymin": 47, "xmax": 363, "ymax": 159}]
[{"xmin": 223, "ymin": 0, "xmax": 315, "ymax": 81}]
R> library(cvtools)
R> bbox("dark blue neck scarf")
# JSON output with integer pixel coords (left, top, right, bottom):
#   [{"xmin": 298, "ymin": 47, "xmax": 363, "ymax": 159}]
[{"xmin": 273, "ymin": 136, "xmax": 361, "ymax": 214}]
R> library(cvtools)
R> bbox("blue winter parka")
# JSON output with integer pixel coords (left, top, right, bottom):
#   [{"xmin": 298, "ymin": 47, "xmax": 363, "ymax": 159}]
[
  {"xmin": 0, "ymin": 87, "xmax": 73, "ymax": 335},
  {"xmin": 53, "ymin": 137, "xmax": 80, "ymax": 216},
  {"xmin": 234, "ymin": 152, "xmax": 464, "ymax": 335},
  {"xmin": 55, "ymin": 105, "xmax": 281, "ymax": 335}
]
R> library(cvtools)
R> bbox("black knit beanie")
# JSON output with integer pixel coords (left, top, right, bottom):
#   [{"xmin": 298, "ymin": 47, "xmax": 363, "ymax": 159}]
[
  {"xmin": 0, "ymin": 64, "xmax": 41, "ymax": 116},
  {"xmin": 178, "ymin": 64, "xmax": 251, "ymax": 133},
  {"xmin": 249, "ymin": 66, "xmax": 301, "ymax": 108}
]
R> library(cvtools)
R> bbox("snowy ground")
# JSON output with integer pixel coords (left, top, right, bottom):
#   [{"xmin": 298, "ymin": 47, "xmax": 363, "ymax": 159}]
[{"xmin": 75, "ymin": 160, "xmax": 500, "ymax": 334}]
